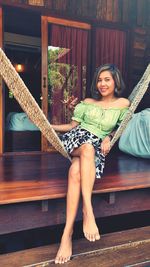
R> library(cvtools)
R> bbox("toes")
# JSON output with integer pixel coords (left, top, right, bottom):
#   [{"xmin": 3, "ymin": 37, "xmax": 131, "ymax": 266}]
[
  {"xmin": 91, "ymin": 234, "xmax": 96, "ymax": 242},
  {"xmin": 55, "ymin": 255, "xmax": 71, "ymax": 264},
  {"xmin": 55, "ymin": 255, "xmax": 63, "ymax": 264},
  {"xmin": 64, "ymin": 257, "xmax": 69, "ymax": 263},
  {"xmin": 84, "ymin": 232, "xmax": 90, "ymax": 241},
  {"xmin": 55, "ymin": 257, "xmax": 59, "ymax": 264},
  {"xmin": 55, "ymin": 257, "xmax": 60, "ymax": 264},
  {"xmin": 89, "ymin": 234, "xmax": 94, "ymax": 242},
  {"xmin": 84, "ymin": 232, "xmax": 100, "ymax": 242},
  {"xmin": 84, "ymin": 232, "xmax": 94, "ymax": 242},
  {"xmin": 95, "ymin": 232, "xmax": 100, "ymax": 240}
]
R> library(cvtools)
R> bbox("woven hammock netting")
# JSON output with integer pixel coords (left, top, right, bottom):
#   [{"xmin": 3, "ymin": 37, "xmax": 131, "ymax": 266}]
[{"xmin": 0, "ymin": 48, "xmax": 149, "ymax": 159}]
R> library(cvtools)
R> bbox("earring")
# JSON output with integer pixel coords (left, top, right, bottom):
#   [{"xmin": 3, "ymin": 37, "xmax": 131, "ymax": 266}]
[
  {"xmin": 115, "ymin": 87, "xmax": 118, "ymax": 94},
  {"xmin": 95, "ymin": 89, "xmax": 100, "ymax": 95}
]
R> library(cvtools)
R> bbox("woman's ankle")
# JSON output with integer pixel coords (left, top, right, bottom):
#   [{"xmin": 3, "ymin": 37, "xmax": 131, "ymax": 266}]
[
  {"xmin": 62, "ymin": 227, "xmax": 73, "ymax": 238},
  {"xmin": 82, "ymin": 206, "xmax": 94, "ymax": 217}
]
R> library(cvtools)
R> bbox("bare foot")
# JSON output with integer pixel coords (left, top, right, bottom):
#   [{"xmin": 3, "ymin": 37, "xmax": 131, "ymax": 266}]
[
  {"xmin": 83, "ymin": 211, "xmax": 100, "ymax": 242},
  {"xmin": 55, "ymin": 233, "xmax": 72, "ymax": 264}
]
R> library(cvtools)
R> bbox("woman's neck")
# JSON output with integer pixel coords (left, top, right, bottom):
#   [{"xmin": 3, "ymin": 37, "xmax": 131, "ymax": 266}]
[{"xmin": 100, "ymin": 95, "xmax": 117, "ymax": 103}]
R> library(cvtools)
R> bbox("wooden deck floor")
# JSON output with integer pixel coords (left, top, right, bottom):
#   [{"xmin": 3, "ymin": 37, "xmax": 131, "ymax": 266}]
[
  {"xmin": 0, "ymin": 151, "xmax": 150, "ymax": 204},
  {"xmin": 0, "ymin": 226, "xmax": 149, "ymax": 267},
  {"xmin": 0, "ymin": 151, "xmax": 150, "ymax": 235}
]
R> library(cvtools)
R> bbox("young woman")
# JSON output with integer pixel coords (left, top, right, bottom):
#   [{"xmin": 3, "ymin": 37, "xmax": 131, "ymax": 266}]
[{"xmin": 52, "ymin": 64, "xmax": 130, "ymax": 264}]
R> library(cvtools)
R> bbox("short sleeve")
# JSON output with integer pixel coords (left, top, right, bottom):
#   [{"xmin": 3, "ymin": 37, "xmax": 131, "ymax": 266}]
[
  {"xmin": 72, "ymin": 102, "xmax": 85, "ymax": 123},
  {"xmin": 117, "ymin": 108, "xmax": 128, "ymax": 126}
]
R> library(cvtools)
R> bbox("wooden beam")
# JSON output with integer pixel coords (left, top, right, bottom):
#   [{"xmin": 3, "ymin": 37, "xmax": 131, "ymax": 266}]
[{"xmin": 45, "ymin": 16, "xmax": 91, "ymax": 30}]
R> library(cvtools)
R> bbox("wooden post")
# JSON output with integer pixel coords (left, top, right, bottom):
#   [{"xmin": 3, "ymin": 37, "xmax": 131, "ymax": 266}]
[{"xmin": 0, "ymin": 6, "xmax": 3, "ymax": 154}]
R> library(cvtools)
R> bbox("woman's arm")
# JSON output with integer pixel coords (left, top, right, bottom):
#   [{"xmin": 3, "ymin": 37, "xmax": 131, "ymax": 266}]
[
  {"xmin": 101, "ymin": 130, "xmax": 116, "ymax": 156},
  {"xmin": 101, "ymin": 99, "xmax": 130, "ymax": 156},
  {"xmin": 51, "ymin": 120, "xmax": 79, "ymax": 132}
]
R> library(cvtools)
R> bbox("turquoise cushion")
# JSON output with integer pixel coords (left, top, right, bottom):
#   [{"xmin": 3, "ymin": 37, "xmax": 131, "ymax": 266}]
[
  {"xmin": 6, "ymin": 112, "xmax": 39, "ymax": 131},
  {"xmin": 119, "ymin": 108, "xmax": 150, "ymax": 158}
]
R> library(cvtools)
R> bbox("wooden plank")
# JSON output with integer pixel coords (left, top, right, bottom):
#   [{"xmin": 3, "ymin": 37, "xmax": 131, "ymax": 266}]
[
  {"xmin": 137, "ymin": 0, "xmax": 144, "ymax": 26},
  {"xmin": 0, "ymin": 188, "xmax": 149, "ymax": 234},
  {"xmin": 96, "ymin": 0, "xmax": 102, "ymax": 20},
  {"xmin": 45, "ymin": 16, "xmax": 91, "ymax": 30},
  {"xmin": 0, "ymin": 163, "xmax": 149, "ymax": 201},
  {"xmin": 54, "ymin": 241, "xmax": 150, "ymax": 267},
  {"xmin": 28, "ymin": 0, "xmax": 44, "ymax": 6},
  {"xmin": 93, "ymin": 189, "xmax": 150, "ymax": 218},
  {"xmin": 133, "ymin": 41, "xmax": 146, "ymax": 50},
  {"xmin": 0, "ymin": 170, "xmax": 150, "ymax": 204},
  {"xmin": 0, "ymin": 153, "xmax": 150, "ymax": 204},
  {"xmin": 0, "ymin": 153, "xmax": 149, "ymax": 235},
  {"xmin": 106, "ymin": 0, "xmax": 113, "ymax": 21},
  {"xmin": 41, "ymin": 15, "xmax": 49, "ymax": 152},
  {"xmin": 101, "ymin": 0, "xmax": 107, "ymax": 20},
  {"xmin": 112, "ymin": 0, "xmax": 119, "ymax": 22},
  {"xmin": 0, "ymin": 226, "xmax": 149, "ymax": 267},
  {"xmin": 122, "ymin": 0, "xmax": 129, "ymax": 23}
]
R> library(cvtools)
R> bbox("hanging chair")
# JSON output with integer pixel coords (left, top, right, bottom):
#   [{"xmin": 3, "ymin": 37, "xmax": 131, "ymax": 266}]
[{"xmin": 0, "ymin": 47, "xmax": 149, "ymax": 158}]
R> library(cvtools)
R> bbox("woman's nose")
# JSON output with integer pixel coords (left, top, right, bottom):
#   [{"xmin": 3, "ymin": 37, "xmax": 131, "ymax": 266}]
[{"xmin": 101, "ymin": 79, "xmax": 106, "ymax": 86}]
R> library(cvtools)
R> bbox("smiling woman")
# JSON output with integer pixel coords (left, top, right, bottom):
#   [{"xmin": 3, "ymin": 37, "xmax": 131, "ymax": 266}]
[{"xmin": 51, "ymin": 63, "xmax": 130, "ymax": 264}]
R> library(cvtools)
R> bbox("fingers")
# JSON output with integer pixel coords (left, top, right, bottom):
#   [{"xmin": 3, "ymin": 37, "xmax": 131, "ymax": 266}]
[
  {"xmin": 71, "ymin": 97, "xmax": 78, "ymax": 105},
  {"xmin": 101, "ymin": 143, "xmax": 111, "ymax": 156},
  {"xmin": 68, "ymin": 97, "xmax": 78, "ymax": 110}
]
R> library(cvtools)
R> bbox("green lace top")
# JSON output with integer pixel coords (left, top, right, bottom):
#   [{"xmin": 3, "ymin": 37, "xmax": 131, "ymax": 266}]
[{"xmin": 72, "ymin": 101, "xmax": 128, "ymax": 139}]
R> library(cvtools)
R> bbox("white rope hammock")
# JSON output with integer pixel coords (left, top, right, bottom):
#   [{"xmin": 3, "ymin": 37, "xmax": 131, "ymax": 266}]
[
  {"xmin": 0, "ymin": 47, "xmax": 149, "ymax": 157},
  {"xmin": 0, "ymin": 48, "xmax": 71, "ymax": 161},
  {"xmin": 110, "ymin": 63, "xmax": 150, "ymax": 148}
]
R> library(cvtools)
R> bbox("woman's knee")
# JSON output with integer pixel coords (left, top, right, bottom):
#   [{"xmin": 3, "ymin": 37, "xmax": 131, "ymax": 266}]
[{"xmin": 80, "ymin": 143, "xmax": 95, "ymax": 158}]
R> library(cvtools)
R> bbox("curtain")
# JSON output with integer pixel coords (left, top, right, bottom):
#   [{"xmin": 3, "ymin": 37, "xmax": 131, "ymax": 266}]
[
  {"xmin": 48, "ymin": 24, "xmax": 89, "ymax": 124},
  {"xmin": 95, "ymin": 27, "xmax": 127, "ymax": 77}
]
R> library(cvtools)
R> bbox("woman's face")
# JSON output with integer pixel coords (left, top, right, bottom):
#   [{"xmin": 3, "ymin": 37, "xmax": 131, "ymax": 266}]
[{"xmin": 97, "ymin": 70, "xmax": 115, "ymax": 98}]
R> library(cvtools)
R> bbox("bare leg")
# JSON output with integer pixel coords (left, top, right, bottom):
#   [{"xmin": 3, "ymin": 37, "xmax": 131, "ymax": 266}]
[
  {"xmin": 72, "ymin": 144, "xmax": 100, "ymax": 242},
  {"xmin": 55, "ymin": 157, "xmax": 81, "ymax": 264}
]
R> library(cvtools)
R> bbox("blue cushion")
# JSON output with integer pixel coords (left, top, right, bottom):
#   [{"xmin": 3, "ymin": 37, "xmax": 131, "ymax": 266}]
[
  {"xmin": 119, "ymin": 109, "xmax": 150, "ymax": 158},
  {"xmin": 6, "ymin": 112, "xmax": 39, "ymax": 131}
]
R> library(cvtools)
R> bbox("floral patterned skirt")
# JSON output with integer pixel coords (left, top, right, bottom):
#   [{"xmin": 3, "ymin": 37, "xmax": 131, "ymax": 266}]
[{"xmin": 61, "ymin": 125, "xmax": 105, "ymax": 178}]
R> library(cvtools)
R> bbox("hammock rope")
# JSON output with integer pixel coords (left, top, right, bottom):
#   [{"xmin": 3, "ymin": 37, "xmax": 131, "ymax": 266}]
[
  {"xmin": 110, "ymin": 63, "xmax": 150, "ymax": 147},
  {"xmin": 0, "ymin": 48, "xmax": 149, "ymax": 157},
  {"xmin": 0, "ymin": 48, "xmax": 71, "ymax": 161}
]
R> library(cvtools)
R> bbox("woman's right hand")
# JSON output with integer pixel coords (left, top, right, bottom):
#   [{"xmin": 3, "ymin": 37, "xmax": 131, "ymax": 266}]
[{"xmin": 62, "ymin": 96, "xmax": 78, "ymax": 110}]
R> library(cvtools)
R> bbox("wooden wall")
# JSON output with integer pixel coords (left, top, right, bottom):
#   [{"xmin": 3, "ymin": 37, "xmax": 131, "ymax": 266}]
[
  {"xmin": 0, "ymin": 0, "xmax": 150, "ymax": 94},
  {"xmin": 3, "ymin": 0, "xmax": 149, "ymax": 27}
]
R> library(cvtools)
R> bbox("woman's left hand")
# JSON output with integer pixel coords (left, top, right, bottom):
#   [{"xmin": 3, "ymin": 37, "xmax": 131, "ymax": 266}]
[{"xmin": 100, "ymin": 136, "xmax": 111, "ymax": 156}]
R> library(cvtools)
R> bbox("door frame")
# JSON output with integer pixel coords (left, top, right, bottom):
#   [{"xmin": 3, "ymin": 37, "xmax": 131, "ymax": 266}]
[
  {"xmin": 41, "ymin": 16, "xmax": 91, "ymax": 152},
  {"xmin": 0, "ymin": 6, "xmax": 4, "ymax": 154}
]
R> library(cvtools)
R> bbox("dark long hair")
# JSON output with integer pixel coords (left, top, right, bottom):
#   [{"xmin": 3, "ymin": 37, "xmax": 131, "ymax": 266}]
[{"xmin": 91, "ymin": 63, "xmax": 125, "ymax": 99}]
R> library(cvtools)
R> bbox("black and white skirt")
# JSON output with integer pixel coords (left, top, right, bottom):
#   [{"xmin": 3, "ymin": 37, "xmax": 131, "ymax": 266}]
[{"xmin": 61, "ymin": 125, "xmax": 105, "ymax": 178}]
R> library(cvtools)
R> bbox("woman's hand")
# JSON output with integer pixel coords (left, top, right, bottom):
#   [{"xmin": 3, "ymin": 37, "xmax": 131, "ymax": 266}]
[
  {"xmin": 61, "ymin": 96, "xmax": 78, "ymax": 110},
  {"xmin": 100, "ymin": 136, "xmax": 111, "ymax": 156}
]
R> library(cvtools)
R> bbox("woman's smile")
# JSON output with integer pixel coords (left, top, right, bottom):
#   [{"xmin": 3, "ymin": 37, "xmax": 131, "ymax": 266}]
[{"xmin": 97, "ymin": 70, "xmax": 115, "ymax": 97}]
